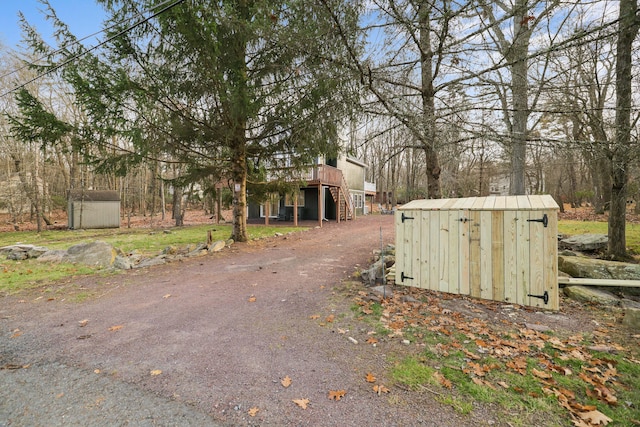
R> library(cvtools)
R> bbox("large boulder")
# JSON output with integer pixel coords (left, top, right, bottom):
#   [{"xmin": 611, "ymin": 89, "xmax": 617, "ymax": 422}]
[
  {"xmin": 1, "ymin": 244, "xmax": 49, "ymax": 260},
  {"xmin": 563, "ymin": 285, "xmax": 620, "ymax": 306},
  {"xmin": 63, "ymin": 241, "xmax": 117, "ymax": 268},
  {"xmin": 560, "ymin": 234, "xmax": 608, "ymax": 251},
  {"xmin": 558, "ymin": 256, "xmax": 640, "ymax": 280},
  {"xmin": 621, "ymin": 299, "xmax": 640, "ymax": 329}
]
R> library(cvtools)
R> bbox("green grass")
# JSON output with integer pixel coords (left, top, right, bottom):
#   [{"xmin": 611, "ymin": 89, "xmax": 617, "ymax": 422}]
[{"xmin": 0, "ymin": 224, "xmax": 305, "ymax": 295}]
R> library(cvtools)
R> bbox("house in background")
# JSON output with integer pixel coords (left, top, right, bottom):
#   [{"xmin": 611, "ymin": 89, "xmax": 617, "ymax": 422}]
[{"xmin": 247, "ymin": 154, "xmax": 375, "ymax": 226}]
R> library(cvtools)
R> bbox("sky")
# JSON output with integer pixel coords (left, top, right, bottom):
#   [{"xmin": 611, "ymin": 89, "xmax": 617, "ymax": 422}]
[{"xmin": 0, "ymin": 0, "xmax": 106, "ymax": 50}]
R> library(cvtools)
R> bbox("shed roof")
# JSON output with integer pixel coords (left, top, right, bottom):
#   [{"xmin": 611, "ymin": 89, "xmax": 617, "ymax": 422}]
[
  {"xmin": 398, "ymin": 195, "xmax": 559, "ymax": 211},
  {"xmin": 68, "ymin": 190, "xmax": 120, "ymax": 202}
]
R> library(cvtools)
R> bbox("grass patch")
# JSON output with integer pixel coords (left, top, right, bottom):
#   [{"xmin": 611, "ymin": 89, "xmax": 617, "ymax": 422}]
[
  {"xmin": 390, "ymin": 356, "xmax": 436, "ymax": 390},
  {"xmin": 0, "ymin": 224, "xmax": 305, "ymax": 295}
]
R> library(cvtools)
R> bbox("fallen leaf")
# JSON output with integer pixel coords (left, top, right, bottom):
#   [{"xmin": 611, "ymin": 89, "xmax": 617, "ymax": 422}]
[
  {"xmin": 292, "ymin": 398, "xmax": 310, "ymax": 409},
  {"xmin": 94, "ymin": 369, "xmax": 101, "ymax": 374},
  {"xmin": 10, "ymin": 329, "xmax": 22, "ymax": 338},
  {"xmin": 281, "ymin": 376, "xmax": 292, "ymax": 388},
  {"xmin": 325, "ymin": 314, "xmax": 335, "ymax": 323},
  {"xmin": 248, "ymin": 295, "xmax": 256, "ymax": 302},
  {"xmin": 108, "ymin": 325, "xmax": 124, "ymax": 332},
  {"xmin": 373, "ymin": 384, "xmax": 390, "ymax": 394},
  {"xmin": 497, "ymin": 381, "xmax": 509, "ymax": 389},
  {"xmin": 56, "ymin": 392, "xmax": 65, "ymax": 399},
  {"xmin": 78, "ymin": 319, "xmax": 89, "ymax": 327},
  {"xmin": 309, "ymin": 314, "xmax": 320, "ymax": 319},
  {"xmin": 337, "ymin": 328, "xmax": 347, "ymax": 334},
  {"xmin": 577, "ymin": 409, "xmax": 612, "ymax": 426},
  {"xmin": 150, "ymin": 369, "xmax": 162, "ymax": 376},
  {"xmin": 163, "ymin": 294, "xmax": 172, "ymax": 299},
  {"xmin": 532, "ymin": 368, "xmax": 553, "ymax": 380},
  {"xmin": 366, "ymin": 337, "xmax": 379, "ymax": 345},
  {"xmin": 433, "ymin": 371, "xmax": 452, "ymax": 389},
  {"xmin": 328, "ymin": 390, "xmax": 346, "ymax": 401},
  {"xmin": 365, "ymin": 372, "xmax": 377, "ymax": 383},
  {"xmin": 248, "ymin": 407, "xmax": 259, "ymax": 417}
]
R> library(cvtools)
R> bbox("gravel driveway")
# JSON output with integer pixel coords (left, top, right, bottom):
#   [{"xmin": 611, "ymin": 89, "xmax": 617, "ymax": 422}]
[{"xmin": 1, "ymin": 215, "xmax": 499, "ymax": 426}]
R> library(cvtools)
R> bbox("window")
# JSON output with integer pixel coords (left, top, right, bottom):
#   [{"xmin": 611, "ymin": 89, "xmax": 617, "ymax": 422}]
[
  {"xmin": 285, "ymin": 190, "xmax": 305, "ymax": 207},
  {"xmin": 260, "ymin": 194, "xmax": 280, "ymax": 218}
]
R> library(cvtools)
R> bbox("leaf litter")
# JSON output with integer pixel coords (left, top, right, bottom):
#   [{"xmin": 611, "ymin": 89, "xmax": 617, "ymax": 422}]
[{"xmin": 352, "ymin": 286, "xmax": 634, "ymax": 426}]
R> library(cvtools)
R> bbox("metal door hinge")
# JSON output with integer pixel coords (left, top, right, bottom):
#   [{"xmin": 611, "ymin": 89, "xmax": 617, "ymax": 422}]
[
  {"xmin": 401, "ymin": 272, "xmax": 414, "ymax": 282},
  {"xmin": 401, "ymin": 213, "xmax": 414, "ymax": 223},
  {"xmin": 527, "ymin": 291, "xmax": 549, "ymax": 305},
  {"xmin": 527, "ymin": 214, "xmax": 548, "ymax": 227}
]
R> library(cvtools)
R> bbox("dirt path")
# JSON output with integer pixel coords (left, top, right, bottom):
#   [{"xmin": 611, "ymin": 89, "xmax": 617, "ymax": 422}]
[{"xmin": 1, "ymin": 215, "xmax": 500, "ymax": 426}]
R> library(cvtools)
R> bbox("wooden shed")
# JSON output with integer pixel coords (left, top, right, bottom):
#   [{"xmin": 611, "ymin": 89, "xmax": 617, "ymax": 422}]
[
  {"xmin": 68, "ymin": 190, "xmax": 121, "ymax": 229},
  {"xmin": 395, "ymin": 195, "xmax": 559, "ymax": 310}
]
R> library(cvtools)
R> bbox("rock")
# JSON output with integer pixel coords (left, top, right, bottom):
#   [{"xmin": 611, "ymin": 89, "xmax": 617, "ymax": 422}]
[
  {"xmin": 1, "ymin": 244, "xmax": 49, "ymax": 260},
  {"xmin": 563, "ymin": 285, "xmax": 620, "ymax": 306},
  {"xmin": 524, "ymin": 323, "xmax": 551, "ymax": 332},
  {"xmin": 370, "ymin": 285, "xmax": 394, "ymax": 298},
  {"xmin": 208, "ymin": 240, "xmax": 226, "ymax": 253},
  {"xmin": 162, "ymin": 246, "xmax": 178, "ymax": 255},
  {"xmin": 7, "ymin": 251, "xmax": 28, "ymax": 260},
  {"xmin": 37, "ymin": 249, "xmax": 67, "ymax": 263},
  {"xmin": 225, "ymin": 239, "xmax": 234, "ymax": 246},
  {"xmin": 621, "ymin": 299, "xmax": 640, "ymax": 329},
  {"xmin": 113, "ymin": 255, "xmax": 134, "ymax": 270},
  {"xmin": 361, "ymin": 259, "xmax": 385, "ymax": 286},
  {"xmin": 63, "ymin": 241, "xmax": 117, "ymax": 268},
  {"xmin": 134, "ymin": 256, "xmax": 167, "ymax": 269},
  {"xmin": 560, "ymin": 234, "xmax": 608, "ymax": 251},
  {"xmin": 559, "ymin": 255, "xmax": 640, "ymax": 280}
]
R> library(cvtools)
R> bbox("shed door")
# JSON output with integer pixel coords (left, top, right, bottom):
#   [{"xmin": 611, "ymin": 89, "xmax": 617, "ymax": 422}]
[{"xmin": 395, "ymin": 208, "xmax": 419, "ymax": 288}]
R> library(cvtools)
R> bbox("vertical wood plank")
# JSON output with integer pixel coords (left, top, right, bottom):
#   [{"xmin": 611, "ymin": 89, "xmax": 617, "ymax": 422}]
[
  {"xmin": 469, "ymin": 211, "xmax": 482, "ymax": 298},
  {"xmin": 429, "ymin": 211, "xmax": 440, "ymax": 291},
  {"xmin": 412, "ymin": 209, "xmax": 423, "ymax": 288},
  {"xmin": 529, "ymin": 210, "xmax": 545, "ymax": 308},
  {"xmin": 448, "ymin": 209, "xmax": 460, "ymax": 294},
  {"xmin": 418, "ymin": 210, "xmax": 429, "ymax": 289},
  {"xmin": 503, "ymin": 210, "xmax": 518, "ymax": 304},
  {"xmin": 439, "ymin": 210, "xmax": 449, "ymax": 293},
  {"xmin": 480, "ymin": 210, "xmax": 493, "ymax": 301},
  {"xmin": 492, "ymin": 211, "xmax": 505, "ymax": 302},
  {"xmin": 459, "ymin": 209, "xmax": 471, "ymax": 295},
  {"xmin": 516, "ymin": 210, "xmax": 531, "ymax": 306},
  {"xmin": 544, "ymin": 208, "xmax": 559, "ymax": 310},
  {"xmin": 395, "ymin": 210, "xmax": 407, "ymax": 287}
]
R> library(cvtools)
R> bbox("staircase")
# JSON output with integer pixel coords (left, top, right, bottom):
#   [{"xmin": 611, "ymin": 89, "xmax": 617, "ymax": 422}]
[{"xmin": 329, "ymin": 174, "xmax": 354, "ymax": 221}]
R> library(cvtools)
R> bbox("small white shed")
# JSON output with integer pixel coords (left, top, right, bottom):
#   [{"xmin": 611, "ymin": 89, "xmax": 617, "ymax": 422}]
[
  {"xmin": 68, "ymin": 190, "xmax": 121, "ymax": 229},
  {"xmin": 395, "ymin": 195, "xmax": 559, "ymax": 310}
]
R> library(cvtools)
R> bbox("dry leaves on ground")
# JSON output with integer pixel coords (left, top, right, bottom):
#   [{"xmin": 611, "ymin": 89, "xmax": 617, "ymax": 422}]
[
  {"xmin": 353, "ymin": 288, "xmax": 628, "ymax": 427},
  {"xmin": 292, "ymin": 398, "xmax": 310, "ymax": 409},
  {"xmin": 281, "ymin": 376, "xmax": 292, "ymax": 388},
  {"xmin": 328, "ymin": 390, "xmax": 346, "ymax": 401}
]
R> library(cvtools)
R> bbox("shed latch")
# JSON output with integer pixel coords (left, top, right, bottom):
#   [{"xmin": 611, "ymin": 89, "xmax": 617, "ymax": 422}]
[
  {"xmin": 527, "ymin": 291, "xmax": 549, "ymax": 305},
  {"xmin": 527, "ymin": 214, "xmax": 548, "ymax": 228},
  {"xmin": 401, "ymin": 272, "xmax": 414, "ymax": 282},
  {"xmin": 401, "ymin": 213, "xmax": 414, "ymax": 223}
]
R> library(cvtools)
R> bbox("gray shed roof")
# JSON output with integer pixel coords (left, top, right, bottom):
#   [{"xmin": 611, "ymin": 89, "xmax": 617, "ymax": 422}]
[{"xmin": 68, "ymin": 190, "xmax": 120, "ymax": 202}]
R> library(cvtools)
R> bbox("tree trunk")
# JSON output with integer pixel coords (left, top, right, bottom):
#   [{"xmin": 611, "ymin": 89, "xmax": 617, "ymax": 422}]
[
  {"xmin": 418, "ymin": 3, "xmax": 441, "ymax": 199},
  {"xmin": 508, "ymin": 0, "xmax": 531, "ymax": 195},
  {"xmin": 609, "ymin": 0, "xmax": 639, "ymax": 259},
  {"xmin": 172, "ymin": 185, "xmax": 184, "ymax": 227}
]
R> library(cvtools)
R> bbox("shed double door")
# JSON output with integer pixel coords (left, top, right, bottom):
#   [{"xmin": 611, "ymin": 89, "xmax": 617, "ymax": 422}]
[{"xmin": 395, "ymin": 196, "xmax": 558, "ymax": 310}]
